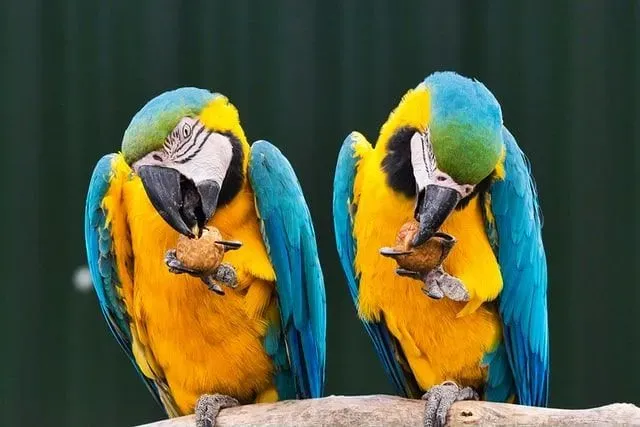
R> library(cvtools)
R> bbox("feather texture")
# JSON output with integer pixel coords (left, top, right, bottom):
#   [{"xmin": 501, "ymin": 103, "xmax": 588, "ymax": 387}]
[
  {"xmin": 84, "ymin": 154, "xmax": 179, "ymax": 413},
  {"xmin": 249, "ymin": 141, "xmax": 326, "ymax": 399},
  {"xmin": 486, "ymin": 127, "xmax": 549, "ymax": 406},
  {"xmin": 332, "ymin": 132, "xmax": 421, "ymax": 398}
]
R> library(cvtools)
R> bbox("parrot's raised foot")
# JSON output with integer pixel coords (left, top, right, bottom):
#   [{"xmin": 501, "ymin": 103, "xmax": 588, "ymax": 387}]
[
  {"xmin": 423, "ymin": 267, "xmax": 470, "ymax": 302},
  {"xmin": 201, "ymin": 264, "xmax": 238, "ymax": 295},
  {"xmin": 165, "ymin": 250, "xmax": 239, "ymax": 295},
  {"xmin": 165, "ymin": 249, "xmax": 201, "ymax": 275},
  {"xmin": 195, "ymin": 394, "xmax": 239, "ymax": 427},
  {"xmin": 422, "ymin": 381, "xmax": 478, "ymax": 427},
  {"xmin": 212, "ymin": 263, "xmax": 238, "ymax": 288},
  {"xmin": 396, "ymin": 266, "xmax": 469, "ymax": 302}
]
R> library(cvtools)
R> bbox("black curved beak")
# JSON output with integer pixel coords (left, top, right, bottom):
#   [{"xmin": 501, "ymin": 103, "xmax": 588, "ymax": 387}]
[
  {"xmin": 412, "ymin": 184, "xmax": 461, "ymax": 247},
  {"xmin": 138, "ymin": 165, "xmax": 220, "ymax": 238}
]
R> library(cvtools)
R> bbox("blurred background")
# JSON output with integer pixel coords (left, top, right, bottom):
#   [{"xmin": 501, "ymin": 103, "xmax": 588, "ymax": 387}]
[{"xmin": 1, "ymin": 0, "xmax": 639, "ymax": 425}]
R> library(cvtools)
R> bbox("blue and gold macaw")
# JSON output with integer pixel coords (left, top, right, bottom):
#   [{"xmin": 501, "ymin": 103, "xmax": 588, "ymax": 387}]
[
  {"xmin": 333, "ymin": 72, "xmax": 548, "ymax": 426},
  {"xmin": 85, "ymin": 88, "xmax": 326, "ymax": 426}
]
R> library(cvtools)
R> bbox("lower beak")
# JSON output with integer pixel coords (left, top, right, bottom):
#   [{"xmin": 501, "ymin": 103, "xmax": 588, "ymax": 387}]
[
  {"xmin": 412, "ymin": 184, "xmax": 461, "ymax": 247},
  {"xmin": 138, "ymin": 165, "xmax": 220, "ymax": 238}
]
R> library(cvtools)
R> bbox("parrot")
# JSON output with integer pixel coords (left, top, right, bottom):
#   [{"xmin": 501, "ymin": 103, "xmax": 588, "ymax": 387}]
[
  {"xmin": 333, "ymin": 71, "xmax": 548, "ymax": 427},
  {"xmin": 84, "ymin": 87, "xmax": 326, "ymax": 427}
]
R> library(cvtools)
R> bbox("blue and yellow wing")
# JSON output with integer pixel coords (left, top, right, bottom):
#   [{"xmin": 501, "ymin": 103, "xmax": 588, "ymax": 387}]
[
  {"xmin": 333, "ymin": 132, "xmax": 421, "ymax": 398},
  {"xmin": 84, "ymin": 154, "xmax": 178, "ymax": 415},
  {"xmin": 485, "ymin": 128, "xmax": 549, "ymax": 406},
  {"xmin": 248, "ymin": 141, "xmax": 326, "ymax": 399}
]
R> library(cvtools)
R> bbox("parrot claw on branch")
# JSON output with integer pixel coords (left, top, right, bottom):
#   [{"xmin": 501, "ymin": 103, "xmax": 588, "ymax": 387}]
[
  {"xmin": 195, "ymin": 393, "xmax": 239, "ymax": 427},
  {"xmin": 421, "ymin": 381, "xmax": 478, "ymax": 427}
]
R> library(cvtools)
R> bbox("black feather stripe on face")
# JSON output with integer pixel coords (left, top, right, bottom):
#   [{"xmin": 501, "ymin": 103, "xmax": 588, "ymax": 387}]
[
  {"xmin": 173, "ymin": 122, "xmax": 206, "ymax": 158},
  {"xmin": 216, "ymin": 131, "xmax": 244, "ymax": 207},
  {"xmin": 382, "ymin": 126, "xmax": 417, "ymax": 198}
]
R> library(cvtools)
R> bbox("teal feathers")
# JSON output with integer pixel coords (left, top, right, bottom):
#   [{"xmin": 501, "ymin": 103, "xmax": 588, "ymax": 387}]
[
  {"xmin": 121, "ymin": 88, "xmax": 216, "ymax": 163},
  {"xmin": 424, "ymin": 72, "xmax": 503, "ymax": 185},
  {"xmin": 84, "ymin": 154, "xmax": 172, "ymax": 411},
  {"xmin": 332, "ymin": 133, "xmax": 421, "ymax": 398},
  {"xmin": 486, "ymin": 127, "xmax": 549, "ymax": 406},
  {"xmin": 249, "ymin": 141, "xmax": 327, "ymax": 399}
]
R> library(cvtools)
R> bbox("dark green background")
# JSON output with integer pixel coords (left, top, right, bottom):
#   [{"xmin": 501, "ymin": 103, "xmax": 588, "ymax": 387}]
[{"xmin": 1, "ymin": 1, "xmax": 639, "ymax": 426}]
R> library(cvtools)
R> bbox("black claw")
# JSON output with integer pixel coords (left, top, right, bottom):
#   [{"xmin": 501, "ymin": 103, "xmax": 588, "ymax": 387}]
[
  {"xmin": 202, "ymin": 276, "xmax": 225, "ymax": 295},
  {"xmin": 164, "ymin": 250, "xmax": 202, "ymax": 275},
  {"xmin": 395, "ymin": 268, "xmax": 423, "ymax": 280},
  {"xmin": 423, "ymin": 284, "xmax": 444, "ymax": 300},
  {"xmin": 215, "ymin": 240, "xmax": 243, "ymax": 251}
]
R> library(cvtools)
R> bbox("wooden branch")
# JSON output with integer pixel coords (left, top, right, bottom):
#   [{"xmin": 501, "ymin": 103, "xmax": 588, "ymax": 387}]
[{"xmin": 136, "ymin": 395, "xmax": 640, "ymax": 426}]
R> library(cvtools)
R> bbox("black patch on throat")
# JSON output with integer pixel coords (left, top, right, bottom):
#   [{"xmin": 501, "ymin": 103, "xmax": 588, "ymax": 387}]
[
  {"xmin": 217, "ymin": 131, "xmax": 245, "ymax": 207},
  {"xmin": 381, "ymin": 126, "xmax": 418, "ymax": 197}
]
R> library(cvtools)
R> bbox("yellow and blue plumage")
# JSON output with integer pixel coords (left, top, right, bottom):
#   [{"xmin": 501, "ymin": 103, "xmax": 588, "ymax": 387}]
[
  {"xmin": 85, "ymin": 88, "xmax": 326, "ymax": 422},
  {"xmin": 333, "ymin": 72, "xmax": 548, "ymax": 425}
]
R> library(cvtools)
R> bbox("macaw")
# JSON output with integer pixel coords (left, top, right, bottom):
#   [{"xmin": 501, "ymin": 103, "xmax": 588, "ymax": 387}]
[
  {"xmin": 333, "ymin": 72, "xmax": 548, "ymax": 427},
  {"xmin": 85, "ymin": 88, "xmax": 326, "ymax": 426}
]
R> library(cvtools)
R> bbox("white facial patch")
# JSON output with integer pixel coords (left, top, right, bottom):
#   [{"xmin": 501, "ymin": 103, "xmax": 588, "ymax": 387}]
[
  {"xmin": 410, "ymin": 130, "xmax": 474, "ymax": 197},
  {"xmin": 410, "ymin": 130, "xmax": 436, "ymax": 192},
  {"xmin": 167, "ymin": 118, "xmax": 233, "ymax": 185},
  {"xmin": 131, "ymin": 117, "xmax": 234, "ymax": 186}
]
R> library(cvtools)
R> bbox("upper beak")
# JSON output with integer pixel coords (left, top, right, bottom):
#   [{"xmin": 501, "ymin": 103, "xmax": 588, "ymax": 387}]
[
  {"xmin": 138, "ymin": 165, "xmax": 220, "ymax": 238},
  {"xmin": 412, "ymin": 184, "xmax": 461, "ymax": 247}
]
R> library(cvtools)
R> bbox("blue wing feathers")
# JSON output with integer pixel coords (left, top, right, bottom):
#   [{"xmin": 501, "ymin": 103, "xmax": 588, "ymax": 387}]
[
  {"xmin": 483, "ymin": 343, "xmax": 514, "ymax": 402},
  {"xmin": 489, "ymin": 128, "xmax": 549, "ymax": 407},
  {"xmin": 249, "ymin": 141, "xmax": 326, "ymax": 399},
  {"xmin": 85, "ymin": 154, "xmax": 164, "ymax": 408},
  {"xmin": 332, "ymin": 133, "xmax": 421, "ymax": 398}
]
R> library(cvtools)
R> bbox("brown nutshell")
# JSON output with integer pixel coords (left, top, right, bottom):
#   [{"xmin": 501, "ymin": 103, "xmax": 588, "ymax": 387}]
[
  {"xmin": 175, "ymin": 227, "xmax": 225, "ymax": 273},
  {"xmin": 380, "ymin": 220, "xmax": 456, "ymax": 273}
]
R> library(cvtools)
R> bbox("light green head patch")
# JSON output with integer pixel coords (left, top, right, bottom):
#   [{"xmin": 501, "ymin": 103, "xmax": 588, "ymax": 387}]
[
  {"xmin": 424, "ymin": 72, "xmax": 503, "ymax": 185},
  {"xmin": 121, "ymin": 87, "xmax": 216, "ymax": 164}
]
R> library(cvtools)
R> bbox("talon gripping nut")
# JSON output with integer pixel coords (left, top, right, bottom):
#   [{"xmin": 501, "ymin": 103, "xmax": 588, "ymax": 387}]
[{"xmin": 176, "ymin": 228, "xmax": 242, "ymax": 274}]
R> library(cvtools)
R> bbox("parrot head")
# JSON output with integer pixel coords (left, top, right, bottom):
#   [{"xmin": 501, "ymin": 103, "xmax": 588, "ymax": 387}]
[
  {"xmin": 122, "ymin": 87, "xmax": 248, "ymax": 238},
  {"xmin": 382, "ymin": 72, "xmax": 504, "ymax": 246}
]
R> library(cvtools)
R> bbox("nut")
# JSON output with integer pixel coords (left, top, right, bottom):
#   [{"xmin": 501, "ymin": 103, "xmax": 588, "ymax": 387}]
[
  {"xmin": 176, "ymin": 227, "xmax": 226, "ymax": 273},
  {"xmin": 380, "ymin": 220, "xmax": 456, "ymax": 273}
]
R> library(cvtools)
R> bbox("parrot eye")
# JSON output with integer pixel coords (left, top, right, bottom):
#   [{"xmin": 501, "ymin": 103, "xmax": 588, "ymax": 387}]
[{"xmin": 182, "ymin": 123, "xmax": 192, "ymax": 139}]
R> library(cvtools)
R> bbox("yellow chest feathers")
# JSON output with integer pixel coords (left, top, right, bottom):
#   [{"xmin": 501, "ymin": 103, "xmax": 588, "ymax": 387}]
[
  {"xmin": 104, "ymin": 156, "xmax": 277, "ymax": 411},
  {"xmin": 352, "ymin": 152, "xmax": 503, "ymax": 389}
]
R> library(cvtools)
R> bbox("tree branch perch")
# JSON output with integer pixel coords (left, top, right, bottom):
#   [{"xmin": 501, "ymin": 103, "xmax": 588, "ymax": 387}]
[{"xmin": 136, "ymin": 395, "xmax": 640, "ymax": 426}]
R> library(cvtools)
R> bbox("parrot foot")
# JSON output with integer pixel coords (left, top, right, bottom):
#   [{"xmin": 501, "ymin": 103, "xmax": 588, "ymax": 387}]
[
  {"xmin": 165, "ymin": 249, "xmax": 201, "ymax": 275},
  {"xmin": 195, "ymin": 393, "xmax": 239, "ymax": 427},
  {"xmin": 212, "ymin": 263, "xmax": 238, "ymax": 288},
  {"xmin": 201, "ymin": 264, "xmax": 238, "ymax": 295},
  {"xmin": 422, "ymin": 381, "xmax": 478, "ymax": 427},
  {"xmin": 423, "ymin": 267, "xmax": 470, "ymax": 302},
  {"xmin": 165, "ymin": 250, "xmax": 239, "ymax": 295},
  {"xmin": 396, "ymin": 266, "xmax": 469, "ymax": 302}
]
